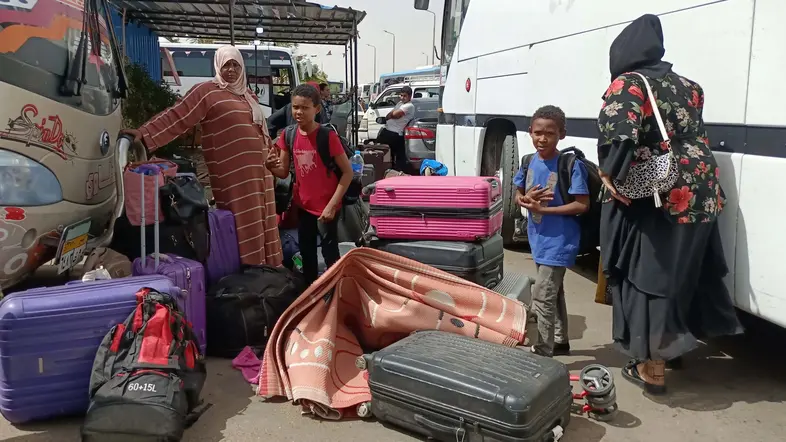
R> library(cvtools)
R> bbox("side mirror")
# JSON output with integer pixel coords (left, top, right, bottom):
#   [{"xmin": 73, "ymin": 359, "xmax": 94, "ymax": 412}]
[
  {"xmin": 414, "ymin": 0, "xmax": 430, "ymax": 11},
  {"xmin": 368, "ymin": 102, "xmax": 377, "ymax": 109},
  {"xmin": 376, "ymin": 117, "xmax": 387, "ymax": 124}
]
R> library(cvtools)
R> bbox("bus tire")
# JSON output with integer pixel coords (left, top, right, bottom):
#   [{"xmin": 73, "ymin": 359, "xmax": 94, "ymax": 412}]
[{"xmin": 500, "ymin": 134, "xmax": 521, "ymax": 246}]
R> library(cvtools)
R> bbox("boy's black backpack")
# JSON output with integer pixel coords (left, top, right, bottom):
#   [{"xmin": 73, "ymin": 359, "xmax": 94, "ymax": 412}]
[
  {"xmin": 281, "ymin": 123, "xmax": 362, "ymax": 206},
  {"xmin": 519, "ymin": 147, "xmax": 602, "ymax": 254},
  {"xmin": 81, "ymin": 288, "xmax": 208, "ymax": 442}
]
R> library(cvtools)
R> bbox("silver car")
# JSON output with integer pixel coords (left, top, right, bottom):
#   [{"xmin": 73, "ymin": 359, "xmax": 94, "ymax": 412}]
[{"xmin": 404, "ymin": 98, "xmax": 439, "ymax": 171}]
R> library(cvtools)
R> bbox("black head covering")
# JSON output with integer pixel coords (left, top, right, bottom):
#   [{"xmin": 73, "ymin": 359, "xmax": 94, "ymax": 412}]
[{"xmin": 609, "ymin": 14, "xmax": 673, "ymax": 81}]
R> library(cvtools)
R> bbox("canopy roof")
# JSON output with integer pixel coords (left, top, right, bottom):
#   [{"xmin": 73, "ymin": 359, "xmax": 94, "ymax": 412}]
[{"xmin": 110, "ymin": 0, "xmax": 366, "ymax": 45}]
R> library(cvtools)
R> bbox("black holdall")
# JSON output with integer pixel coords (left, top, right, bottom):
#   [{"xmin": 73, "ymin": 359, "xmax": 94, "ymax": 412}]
[
  {"xmin": 206, "ymin": 265, "xmax": 306, "ymax": 358},
  {"xmin": 159, "ymin": 173, "xmax": 211, "ymax": 263},
  {"xmin": 159, "ymin": 174, "xmax": 209, "ymax": 224}
]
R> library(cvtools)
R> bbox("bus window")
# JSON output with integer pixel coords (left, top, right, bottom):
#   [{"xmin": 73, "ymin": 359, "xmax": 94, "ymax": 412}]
[
  {"xmin": 0, "ymin": 0, "xmax": 121, "ymax": 115},
  {"xmin": 442, "ymin": 0, "xmax": 471, "ymax": 66},
  {"xmin": 169, "ymin": 51, "xmax": 214, "ymax": 77}
]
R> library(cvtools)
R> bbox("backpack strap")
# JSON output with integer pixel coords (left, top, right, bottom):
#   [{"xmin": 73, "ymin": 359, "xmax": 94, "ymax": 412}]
[
  {"xmin": 284, "ymin": 124, "xmax": 297, "ymax": 152},
  {"xmin": 556, "ymin": 147, "xmax": 586, "ymax": 204},
  {"xmin": 315, "ymin": 125, "xmax": 338, "ymax": 177},
  {"xmin": 519, "ymin": 153, "xmax": 536, "ymax": 190}
]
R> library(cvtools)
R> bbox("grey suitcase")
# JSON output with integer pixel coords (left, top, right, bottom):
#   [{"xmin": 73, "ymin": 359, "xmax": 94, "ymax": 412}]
[{"xmin": 362, "ymin": 330, "xmax": 571, "ymax": 442}]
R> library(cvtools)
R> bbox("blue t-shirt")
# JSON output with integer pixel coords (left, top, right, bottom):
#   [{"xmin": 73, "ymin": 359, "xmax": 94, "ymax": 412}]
[{"xmin": 512, "ymin": 154, "xmax": 589, "ymax": 267}]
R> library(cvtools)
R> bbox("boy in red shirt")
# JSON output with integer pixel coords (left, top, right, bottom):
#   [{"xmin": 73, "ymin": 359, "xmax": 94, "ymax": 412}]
[{"xmin": 267, "ymin": 84, "xmax": 353, "ymax": 284}]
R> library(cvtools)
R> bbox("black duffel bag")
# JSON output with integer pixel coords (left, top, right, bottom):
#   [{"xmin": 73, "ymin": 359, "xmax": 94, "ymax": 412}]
[{"xmin": 206, "ymin": 265, "xmax": 306, "ymax": 358}]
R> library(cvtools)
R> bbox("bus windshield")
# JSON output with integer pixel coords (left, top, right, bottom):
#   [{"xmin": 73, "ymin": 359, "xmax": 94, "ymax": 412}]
[
  {"xmin": 441, "ymin": 0, "xmax": 471, "ymax": 66},
  {"xmin": 0, "ymin": 0, "xmax": 121, "ymax": 116}
]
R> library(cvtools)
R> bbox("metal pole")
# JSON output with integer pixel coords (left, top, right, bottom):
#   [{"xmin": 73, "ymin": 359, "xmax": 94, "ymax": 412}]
[
  {"xmin": 352, "ymin": 12, "xmax": 359, "ymax": 147},
  {"xmin": 367, "ymin": 44, "xmax": 376, "ymax": 83},
  {"xmin": 392, "ymin": 35, "xmax": 395, "ymax": 71},
  {"xmin": 384, "ymin": 30, "xmax": 396, "ymax": 71},
  {"xmin": 254, "ymin": 43, "xmax": 258, "ymax": 95},
  {"xmin": 229, "ymin": 0, "xmax": 236, "ymax": 46},
  {"xmin": 344, "ymin": 44, "xmax": 349, "ymax": 94},
  {"xmin": 121, "ymin": 8, "xmax": 127, "ymax": 57}
]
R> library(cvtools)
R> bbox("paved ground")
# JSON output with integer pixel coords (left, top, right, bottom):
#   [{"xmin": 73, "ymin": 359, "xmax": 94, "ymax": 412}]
[{"xmin": 2, "ymin": 248, "xmax": 786, "ymax": 442}]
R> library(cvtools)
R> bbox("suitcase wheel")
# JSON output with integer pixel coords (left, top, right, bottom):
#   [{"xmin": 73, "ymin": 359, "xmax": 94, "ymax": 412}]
[
  {"xmin": 356, "ymin": 401, "xmax": 372, "ymax": 418},
  {"xmin": 355, "ymin": 355, "xmax": 367, "ymax": 370},
  {"xmin": 588, "ymin": 403, "xmax": 618, "ymax": 422},
  {"xmin": 585, "ymin": 387, "xmax": 617, "ymax": 408},
  {"xmin": 578, "ymin": 364, "xmax": 615, "ymax": 397}
]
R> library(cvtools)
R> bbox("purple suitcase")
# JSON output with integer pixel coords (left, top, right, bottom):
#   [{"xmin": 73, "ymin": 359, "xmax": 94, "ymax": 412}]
[
  {"xmin": 131, "ymin": 173, "xmax": 207, "ymax": 354},
  {"xmin": 206, "ymin": 208, "xmax": 241, "ymax": 284},
  {"xmin": 132, "ymin": 255, "xmax": 206, "ymax": 354},
  {"xmin": 0, "ymin": 275, "xmax": 181, "ymax": 424}
]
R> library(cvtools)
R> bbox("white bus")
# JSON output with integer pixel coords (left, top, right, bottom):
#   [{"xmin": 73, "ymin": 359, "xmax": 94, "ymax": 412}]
[
  {"xmin": 417, "ymin": 0, "xmax": 786, "ymax": 329},
  {"xmin": 159, "ymin": 43, "xmax": 300, "ymax": 117}
]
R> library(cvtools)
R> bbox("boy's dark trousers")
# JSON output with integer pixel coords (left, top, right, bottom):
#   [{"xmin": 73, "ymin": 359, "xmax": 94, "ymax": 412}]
[
  {"xmin": 530, "ymin": 264, "xmax": 569, "ymax": 356},
  {"xmin": 377, "ymin": 128, "xmax": 414, "ymax": 174},
  {"xmin": 297, "ymin": 207, "xmax": 340, "ymax": 284}
]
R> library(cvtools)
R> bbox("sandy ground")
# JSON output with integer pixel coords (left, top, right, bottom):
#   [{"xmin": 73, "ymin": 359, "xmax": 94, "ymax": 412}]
[{"xmin": 2, "ymin": 248, "xmax": 785, "ymax": 442}]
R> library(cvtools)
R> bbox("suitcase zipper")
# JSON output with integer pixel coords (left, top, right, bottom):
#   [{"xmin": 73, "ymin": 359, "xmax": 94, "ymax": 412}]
[{"xmin": 370, "ymin": 200, "xmax": 503, "ymax": 219}]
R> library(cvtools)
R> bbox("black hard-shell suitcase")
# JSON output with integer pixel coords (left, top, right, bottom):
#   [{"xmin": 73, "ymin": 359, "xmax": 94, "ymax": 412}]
[
  {"xmin": 363, "ymin": 331, "xmax": 571, "ymax": 442},
  {"xmin": 370, "ymin": 234, "xmax": 504, "ymax": 288},
  {"xmin": 495, "ymin": 272, "xmax": 535, "ymax": 305}
]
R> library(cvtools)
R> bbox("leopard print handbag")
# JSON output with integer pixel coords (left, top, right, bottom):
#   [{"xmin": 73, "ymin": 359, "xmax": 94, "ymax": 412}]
[{"xmin": 613, "ymin": 73, "xmax": 679, "ymax": 207}]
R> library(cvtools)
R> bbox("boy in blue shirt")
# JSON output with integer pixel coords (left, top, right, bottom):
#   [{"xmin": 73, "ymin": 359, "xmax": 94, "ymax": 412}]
[{"xmin": 513, "ymin": 105, "xmax": 590, "ymax": 357}]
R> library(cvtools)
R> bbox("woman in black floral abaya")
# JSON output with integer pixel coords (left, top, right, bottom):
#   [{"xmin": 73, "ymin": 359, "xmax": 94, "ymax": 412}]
[{"xmin": 596, "ymin": 14, "xmax": 743, "ymax": 395}]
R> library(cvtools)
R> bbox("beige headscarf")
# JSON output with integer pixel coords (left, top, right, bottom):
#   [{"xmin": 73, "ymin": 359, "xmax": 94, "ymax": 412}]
[{"xmin": 213, "ymin": 45, "xmax": 265, "ymax": 127}]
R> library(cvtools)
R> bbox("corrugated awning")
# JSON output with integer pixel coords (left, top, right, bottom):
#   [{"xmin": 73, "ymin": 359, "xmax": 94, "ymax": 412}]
[{"xmin": 109, "ymin": 0, "xmax": 366, "ymax": 46}]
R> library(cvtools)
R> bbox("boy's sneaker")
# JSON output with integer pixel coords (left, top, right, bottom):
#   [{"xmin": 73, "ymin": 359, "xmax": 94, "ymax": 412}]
[{"xmin": 553, "ymin": 342, "xmax": 571, "ymax": 356}]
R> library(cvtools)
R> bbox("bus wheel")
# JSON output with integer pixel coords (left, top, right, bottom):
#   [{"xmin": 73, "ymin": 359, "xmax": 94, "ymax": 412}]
[
  {"xmin": 500, "ymin": 134, "xmax": 522, "ymax": 246},
  {"xmin": 482, "ymin": 129, "xmax": 521, "ymax": 247}
]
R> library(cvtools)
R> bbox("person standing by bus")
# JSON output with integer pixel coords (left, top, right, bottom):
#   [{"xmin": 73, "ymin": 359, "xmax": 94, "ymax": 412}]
[
  {"xmin": 121, "ymin": 45, "xmax": 283, "ymax": 267},
  {"xmin": 597, "ymin": 14, "xmax": 742, "ymax": 395},
  {"xmin": 377, "ymin": 86, "xmax": 416, "ymax": 174}
]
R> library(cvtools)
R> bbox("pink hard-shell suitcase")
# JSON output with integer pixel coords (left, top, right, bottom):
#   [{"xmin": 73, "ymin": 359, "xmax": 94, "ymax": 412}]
[
  {"xmin": 368, "ymin": 176, "xmax": 503, "ymax": 241},
  {"xmin": 131, "ymin": 173, "xmax": 207, "ymax": 354}
]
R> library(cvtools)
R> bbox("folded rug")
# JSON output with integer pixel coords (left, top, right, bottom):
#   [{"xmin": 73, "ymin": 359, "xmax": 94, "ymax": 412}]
[{"xmin": 258, "ymin": 247, "xmax": 527, "ymax": 419}]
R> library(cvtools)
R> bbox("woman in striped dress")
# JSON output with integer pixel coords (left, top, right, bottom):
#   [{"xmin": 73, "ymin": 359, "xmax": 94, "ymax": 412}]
[{"xmin": 122, "ymin": 46, "xmax": 282, "ymax": 266}]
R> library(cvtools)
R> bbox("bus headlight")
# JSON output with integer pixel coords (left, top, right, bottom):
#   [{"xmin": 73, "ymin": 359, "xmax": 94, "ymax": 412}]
[{"xmin": 0, "ymin": 150, "xmax": 63, "ymax": 206}]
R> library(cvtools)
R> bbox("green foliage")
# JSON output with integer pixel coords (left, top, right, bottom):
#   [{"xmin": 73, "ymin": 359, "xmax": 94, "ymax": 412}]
[
  {"xmin": 121, "ymin": 62, "xmax": 183, "ymax": 157},
  {"xmin": 297, "ymin": 57, "xmax": 329, "ymax": 83}
]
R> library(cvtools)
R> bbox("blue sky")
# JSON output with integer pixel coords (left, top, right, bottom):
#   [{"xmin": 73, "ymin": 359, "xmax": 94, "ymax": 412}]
[{"xmin": 297, "ymin": 0, "xmax": 445, "ymax": 85}]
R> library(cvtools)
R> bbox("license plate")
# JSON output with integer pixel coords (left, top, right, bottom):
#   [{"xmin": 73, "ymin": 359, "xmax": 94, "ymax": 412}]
[{"xmin": 55, "ymin": 218, "xmax": 91, "ymax": 274}]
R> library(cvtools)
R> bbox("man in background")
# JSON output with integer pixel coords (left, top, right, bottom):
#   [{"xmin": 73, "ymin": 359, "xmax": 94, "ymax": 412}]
[
  {"xmin": 376, "ymin": 86, "xmax": 416, "ymax": 174},
  {"xmin": 320, "ymin": 83, "xmax": 356, "ymax": 121}
]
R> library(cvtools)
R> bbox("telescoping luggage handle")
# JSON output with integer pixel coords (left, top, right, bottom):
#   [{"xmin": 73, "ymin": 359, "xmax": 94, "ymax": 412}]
[{"xmin": 140, "ymin": 173, "xmax": 161, "ymax": 271}]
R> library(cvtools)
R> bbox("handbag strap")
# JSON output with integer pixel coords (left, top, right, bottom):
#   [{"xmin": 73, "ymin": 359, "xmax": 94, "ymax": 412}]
[{"xmin": 629, "ymin": 72, "xmax": 670, "ymax": 146}]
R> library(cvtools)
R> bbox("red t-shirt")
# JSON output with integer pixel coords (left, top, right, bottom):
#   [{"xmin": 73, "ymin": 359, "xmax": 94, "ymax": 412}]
[{"xmin": 277, "ymin": 127, "xmax": 345, "ymax": 216}]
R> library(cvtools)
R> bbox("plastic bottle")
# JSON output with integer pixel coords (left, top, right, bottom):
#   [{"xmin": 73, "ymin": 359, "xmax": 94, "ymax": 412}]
[
  {"xmin": 292, "ymin": 252, "xmax": 303, "ymax": 272},
  {"xmin": 351, "ymin": 150, "xmax": 364, "ymax": 177}
]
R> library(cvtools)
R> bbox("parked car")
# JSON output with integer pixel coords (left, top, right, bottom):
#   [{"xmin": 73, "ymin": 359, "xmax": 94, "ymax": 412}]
[
  {"xmin": 359, "ymin": 81, "xmax": 440, "ymax": 142},
  {"xmin": 404, "ymin": 98, "xmax": 439, "ymax": 171},
  {"xmin": 329, "ymin": 99, "xmax": 366, "ymax": 140}
]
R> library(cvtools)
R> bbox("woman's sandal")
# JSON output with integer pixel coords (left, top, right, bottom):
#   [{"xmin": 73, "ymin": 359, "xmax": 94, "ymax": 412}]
[{"xmin": 622, "ymin": 360, "xmax": 667, "ymax": 395}]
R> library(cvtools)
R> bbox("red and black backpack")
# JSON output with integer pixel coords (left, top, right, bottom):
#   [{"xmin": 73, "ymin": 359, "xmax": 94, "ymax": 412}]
[{"xmin": 81, "ymin": 288, "xmax": 208, "ymax": 442}]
